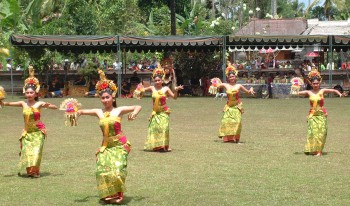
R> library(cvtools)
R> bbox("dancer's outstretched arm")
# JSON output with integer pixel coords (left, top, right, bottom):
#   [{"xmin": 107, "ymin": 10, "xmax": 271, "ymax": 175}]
[
  {"xmin": 38, "ymin": 101, "xmax": 58, "ymax": 109},
  {"xmin": 78, "ymin": 109, "xmax": 100, "ymax": 117},
  {"xmin": 0, "ymin": 100, "xmax": 25, "ymax": 107},
  {"xmin": 166, "ymin": 85, "xmax": 183, "ymax": 99},
  {"xmin": 321, "ymin": 88, "xmax": 343, "ymax": 97},
  {"xmin": 118, "ymin": 105, "xmax": 142, "ymax": 120},
  {"xmin": 239, "ymin": 84, "xmax": 255, "ymax": 96}
]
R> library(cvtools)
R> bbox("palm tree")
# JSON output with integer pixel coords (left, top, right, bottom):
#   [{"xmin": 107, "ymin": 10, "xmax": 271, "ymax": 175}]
[
  {"xmin": 305, "ymin": 0, "xmax": 346, "ymax": 20},
  {"xmin": 291, "ymin": 0, "xmax": 305, "ymax": 17},
  {"xmin": 170, "ymin": 0, "xmax": 176, "ymax": 35},
  {"xmin": 271, "ymin": 0, "xmax": 277, "ymax": 16}
]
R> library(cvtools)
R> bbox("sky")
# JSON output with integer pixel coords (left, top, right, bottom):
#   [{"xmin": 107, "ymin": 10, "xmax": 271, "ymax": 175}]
[{"xmin": 299, "ymin": 0, "xmax": 323, "ymax": 8}]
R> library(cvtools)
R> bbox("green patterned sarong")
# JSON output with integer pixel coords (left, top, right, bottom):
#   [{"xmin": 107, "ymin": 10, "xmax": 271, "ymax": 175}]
[
  {"xmin": 144, "ymin": 112, "xmax": 170, "ymax": 150},
  {"xmin": 96, "ymin": 115, "xmax": 130, "ymax": 199},
  {"xmin": 144, "ymin": 90, "xmax": 171, "ymax": 151},
  {"xmin": 96, "ymin": 145, "xmax": 128, "ymax": 198},
  {"xmin": 219, "ymin": 105, "xmax": 242, "ymax": 137},
  {"xmin": 19, "ymin": 130, "xmax": 45, "ymax": 173},
  {"xmin": 18, "ymin": 107, "xmax": 46, "ymax": 175},
  {"xmin": 305, "ymin": 111, "xmax": 328, "ymax": 153}
]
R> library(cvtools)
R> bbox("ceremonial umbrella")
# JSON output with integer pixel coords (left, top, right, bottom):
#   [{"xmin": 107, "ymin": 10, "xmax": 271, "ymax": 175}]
[
  {"xmin": 259, "ymin": 48, "xmax": 275, "ymax": 54},
  {"xmin": 304, "ymin": 52, "xmax": 319, "ymax": 57}
]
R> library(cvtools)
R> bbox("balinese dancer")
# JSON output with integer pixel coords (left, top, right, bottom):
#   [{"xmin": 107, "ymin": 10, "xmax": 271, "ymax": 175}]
[
  {"xmin": 134, "ymin": 64, "xmax": 183, "ymax": 152},
  {"xmin": 0, "ymin": 65, "xmax": 58, "ymax": 177},
  {"xmin": 76, "ymin": 69, "xmax": 141, "ymax": 204},
  {"xmin": 209, "ymin": 61, "xmax": 255, "ymax": 143},
  {"xmin": 296, "ymin": 68, "xmax": 343, "ymax": 156},
  {"xmin": 162, "ymin": 64, "xmax": 177, "ymax": 91}
]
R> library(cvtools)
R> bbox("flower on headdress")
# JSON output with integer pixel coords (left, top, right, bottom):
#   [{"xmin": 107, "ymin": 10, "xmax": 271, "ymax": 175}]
[{"xmin": 100, "ymin": 82, "xmax": 109, "ymax": 90}]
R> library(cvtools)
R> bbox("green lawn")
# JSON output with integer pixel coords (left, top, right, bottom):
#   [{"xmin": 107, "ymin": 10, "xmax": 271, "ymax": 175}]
[{"xmin": 0, "ymin": 96, "xmax": 349, "ymax": 205}]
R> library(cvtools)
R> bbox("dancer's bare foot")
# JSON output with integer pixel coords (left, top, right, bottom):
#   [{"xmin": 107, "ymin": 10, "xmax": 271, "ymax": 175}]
[
  {"xmin": 315, "ymin": 152, "xmax": 322, "ymax": 156},
  {"xmin": 109, "ymin": 193, "xmax": 124, "ymax": 204},
  {"xmin": 159, "ymin": 148, "xmax": 171, "ymax": 152}
]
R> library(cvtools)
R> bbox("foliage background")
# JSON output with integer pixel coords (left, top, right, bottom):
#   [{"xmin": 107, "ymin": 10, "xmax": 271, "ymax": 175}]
[{"xmin": 0, "ymin": 0, "xmax": 349, "ymax": 76}]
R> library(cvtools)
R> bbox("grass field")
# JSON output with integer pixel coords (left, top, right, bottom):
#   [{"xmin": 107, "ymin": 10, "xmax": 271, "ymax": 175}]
[{"xmin": 0, "ymin": 96, "xmax": 349, "ymax": 206}]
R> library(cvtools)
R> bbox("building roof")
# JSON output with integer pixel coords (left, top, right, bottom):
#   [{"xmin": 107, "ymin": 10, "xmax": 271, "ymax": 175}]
[
  {"xmin": 235, "ymin": 18, "xmax": 307, "ymax": 36},
  {"xmin": 302, "ymin": 19, "xmax": 350, "ymax": 35}
]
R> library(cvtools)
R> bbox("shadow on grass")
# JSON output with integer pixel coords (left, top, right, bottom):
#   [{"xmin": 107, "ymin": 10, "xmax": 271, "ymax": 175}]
[
  {"xmin": 74, "ymin": 195, "xmax": 146, "ymax": 205},
  {"xmin": 293, "ymin": 152, "xmax": 339, "ymax": 156},
  {"xmin": 4, "ymin": 172, "xmax": 64, "ymax": 178},
  {"xmin": 74, "ymin": 195, "xmax": 99, "ymax": 203},
  {"xmin": 141, "ymin": 149, "xmax": 185, "ymax": 153},
  {"xmin": 213, "ymin": 139, "xmax": 247, "ymax": 144}
]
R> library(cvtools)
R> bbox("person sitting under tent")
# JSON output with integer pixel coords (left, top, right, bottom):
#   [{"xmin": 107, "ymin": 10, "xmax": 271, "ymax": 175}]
[{"xmin": 47, "ymin": 76, "xmax": 63, "ymax": 98}]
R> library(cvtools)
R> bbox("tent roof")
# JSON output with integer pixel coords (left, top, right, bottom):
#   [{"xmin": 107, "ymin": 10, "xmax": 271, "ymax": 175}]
[
  {"xmin": 10, "ymin": 34, "xmax": 350, "ymax": 52},
  {"xmin": 10, "ymin": 35, "xmax": 222, "ymax": 52},
  {"xmin": 226, "ymin": 35, "xmax": 328, "ymax": 47}
]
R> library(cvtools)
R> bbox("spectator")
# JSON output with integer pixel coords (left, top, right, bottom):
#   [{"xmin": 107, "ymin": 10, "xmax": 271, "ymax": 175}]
[
  {"xmin": 149, "ymin": 57, "xmax": 158, "ymax": 71},
  {"xmin": 16, "ymin": 64, "xmax": 22, "ymax": 71},
  {"xmin": 267, "ymin": 73, "xmax": 273, "ymax": 98},
  {"xmin": 102, "ymin": 59, "xmax": 108, "ymax": 70},
  {"xmin": 130, "ymin": 72, "xmax": 141, "ymax": 85},
  {"xmin": 333, "ymin": 84, "xmax": 343, "ymax": 93},
  {"xmin": 70, "ymin": 61, "xmax": 76, "ymax": 70},
  {"xmin": 285, "ymin": 61, "xmax": 292, "ymax": 69},
  {"xmin": 64, "ymin": 59, "xmax": 70, "ymax": 70},
  {"xmin": 74, "ymin": 75, "xmax": 86, "ymax": 86},
  {"xmin": 112, "ymin": 58, "xmax": 122, "ymax": 71},
  {"xmin": 48, "ymin": 76, "xmax": 63, "ymax": 98},
  {"xmin": 6, "ymin": 58, "xmax": 12, "ymax": 71},
  {"xmin": 85, "ymin": 79, "xmax": 97, "ymax": 97},
  {"xmin": 121, "ymin": 80, "xmax": 131, "ymax": 98}
]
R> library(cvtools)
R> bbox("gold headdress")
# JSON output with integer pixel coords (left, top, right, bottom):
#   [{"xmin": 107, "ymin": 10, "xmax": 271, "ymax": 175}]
[
  {"xmin": 23, "ymin": 65, "xmax": 40, "ymax": 93},
  {"xmin": 308, "ymin": 67, "xmax": 322, "ymax": 82},
  {"xmin": 225, "ymin": 61, "xmax": 238, "ymax": 76},
  {"xmin": 95, "ymin": 69, "xmax": 118, "ymax": 97},
  {"xmin": 0, "ymin": 86, "xmax": 6, "ymax": 108},
  {"xmin": 152, "ymin": 64, "xmax": 165, "ymax": 79}
]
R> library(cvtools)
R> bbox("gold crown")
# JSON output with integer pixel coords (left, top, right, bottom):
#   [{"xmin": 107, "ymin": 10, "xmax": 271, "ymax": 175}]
[
  {"xmin": 152, "ymin": 64, "xmax": 165, "ymax": 79},
  {"xmin": 95, "ymin": 69, "xmax": 118, "ymax": 97},
  {"xmin": 23, "ymin": 65, "xmax": 40, "ymax": 93},
  {"xmin": 225, "ymin": 61, "xmax": 238, "ymax": 76},
  {"xmin": 308, "ymin": 68, "xmax": 322, "ymax": 81}
]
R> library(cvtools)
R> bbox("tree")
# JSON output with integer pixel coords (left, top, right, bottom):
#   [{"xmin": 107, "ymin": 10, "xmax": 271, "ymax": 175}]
[
  {"xmin": 170, "ymin": 0, "xmax": 176, "ymax": 35},
  {"xmin": 310, "ymin": 6, "xmax": 327, "ymax": 20},
  {"xmin": 61, "ymin": 0, "xmax": 98, "ymax": 35},
  {"xmin": 305, "ymin": 0, "xmax": 346, "ymax": 20},
  {"xmin": 97, "ymin": 0, "xmax": 141, "ymax": 35}
]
